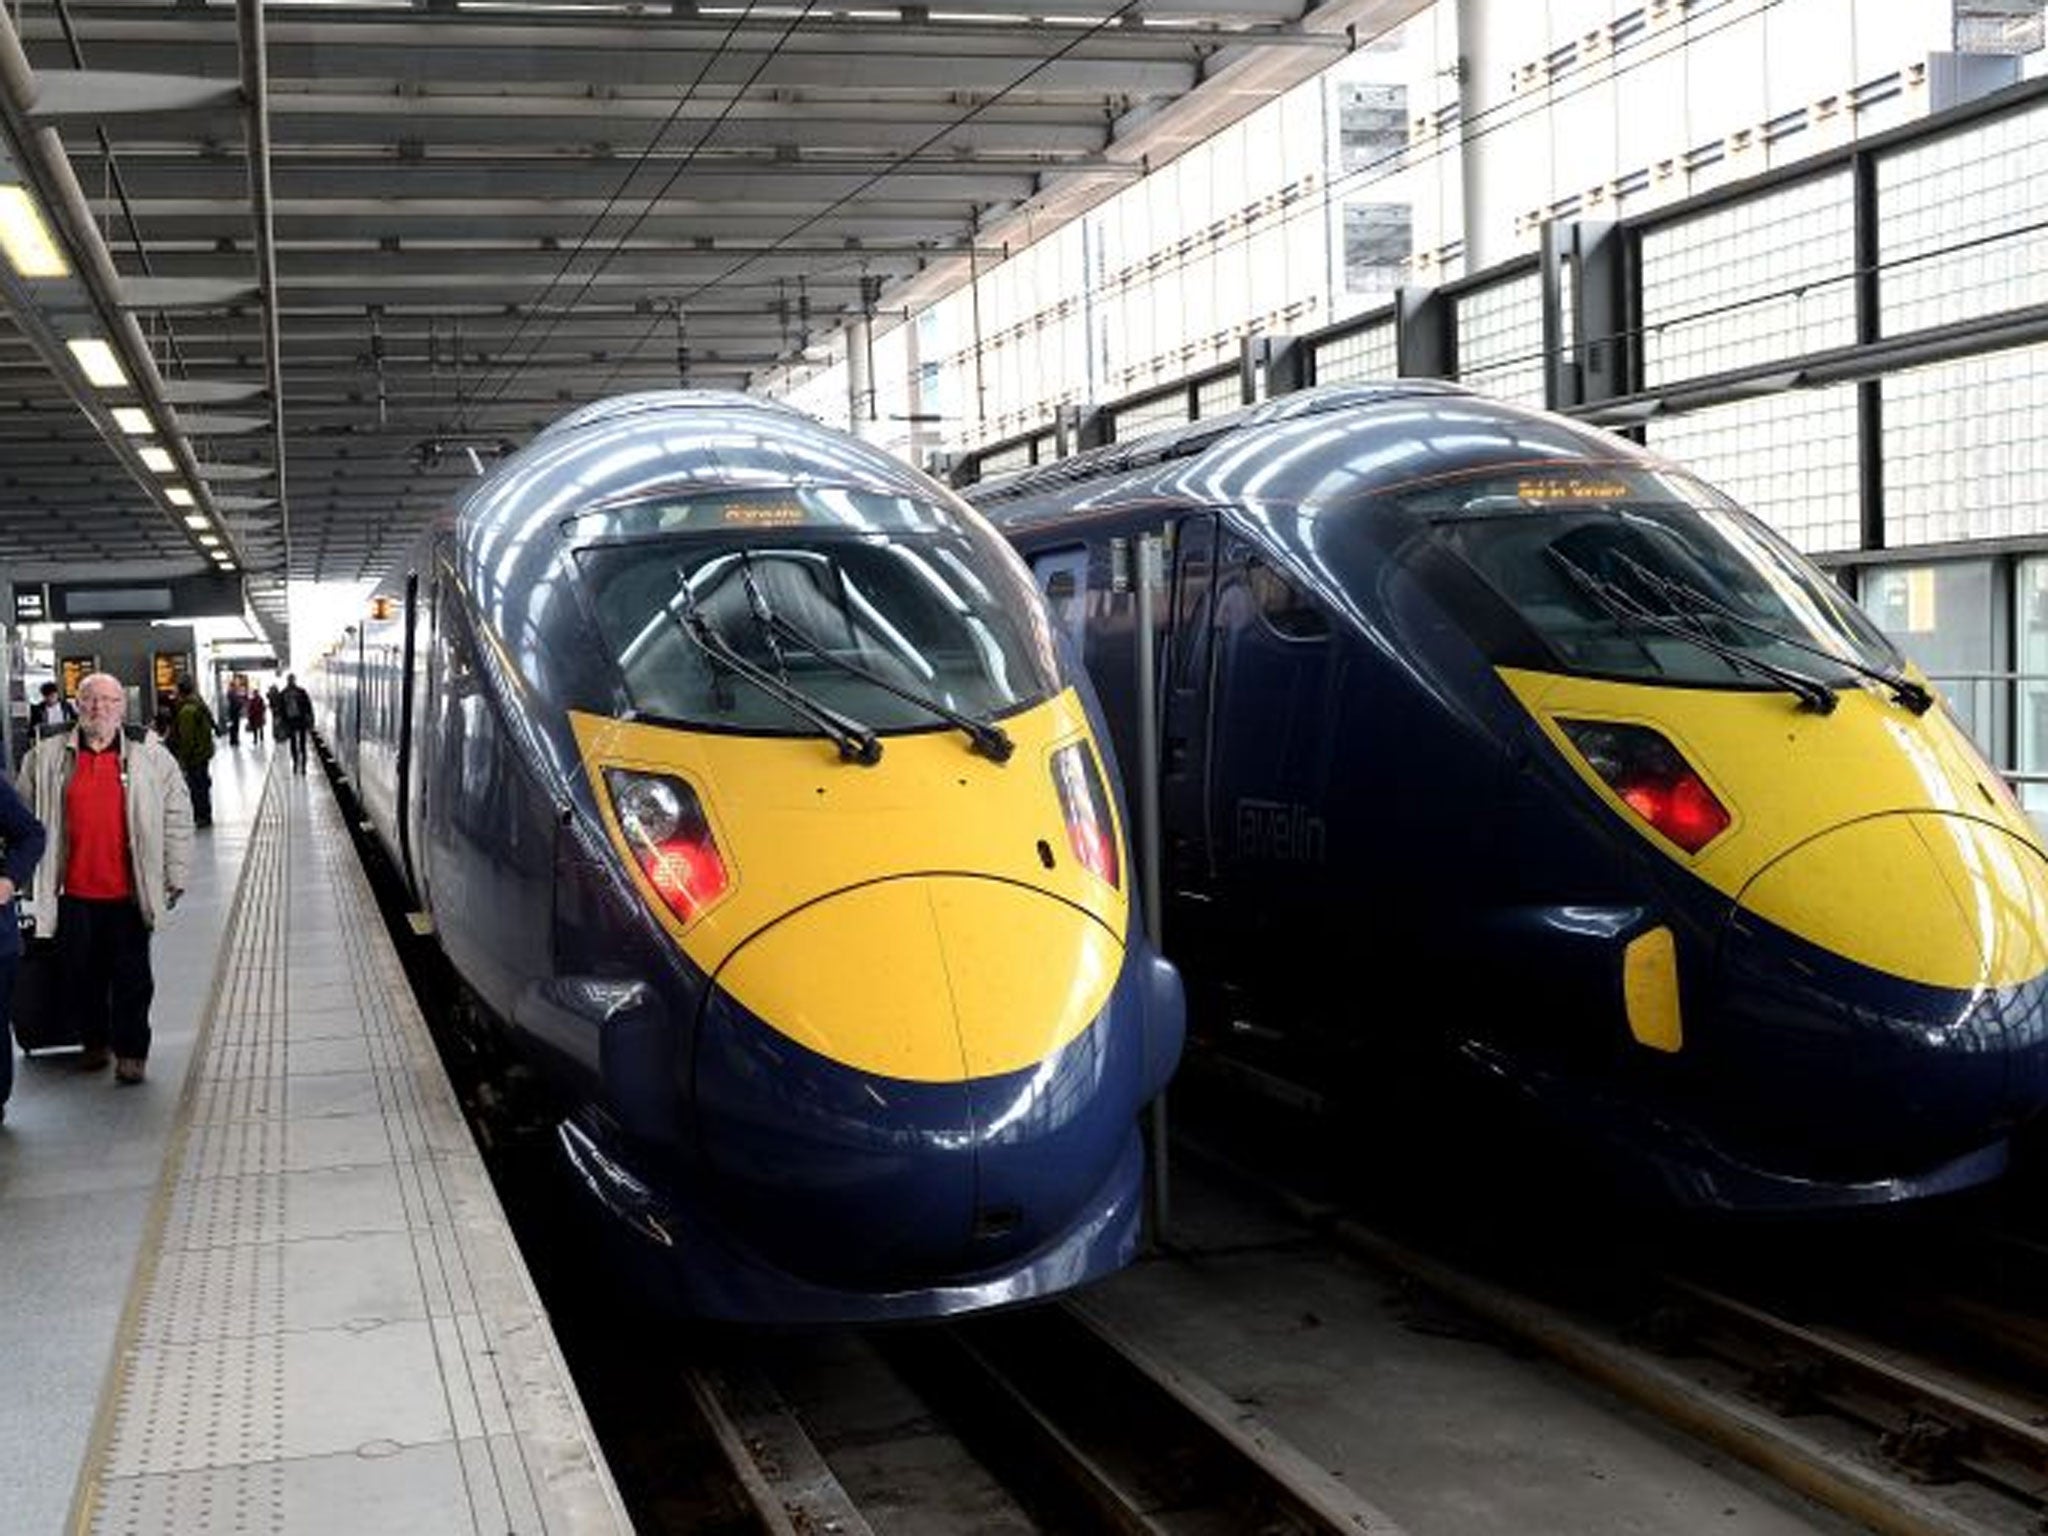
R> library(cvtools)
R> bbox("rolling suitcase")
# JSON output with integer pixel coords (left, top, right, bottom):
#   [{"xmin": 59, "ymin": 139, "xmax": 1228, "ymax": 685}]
[{"xmin": 11, "ymin": 912, "xmax": 74, "ymax": 1056}]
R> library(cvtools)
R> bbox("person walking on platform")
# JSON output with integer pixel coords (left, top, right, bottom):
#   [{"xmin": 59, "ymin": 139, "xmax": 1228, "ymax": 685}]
[
  {"xmin": 168, "ymin": 678, "xmax": 218, "ymax": 829},
  {"xmin": 244, "ymin": 689, "xmax": 267, "ymax": 748},
  {"xmin": 0, "ymin": 775, "xmax": 48, "ymax": 1124},
  {"xmin": 17, "ymin": 672, "xmax": 192, "ymax": 1085},
  {"xmin": 276, "ymin": 674, "xmax": 313, "ymax": 775}
]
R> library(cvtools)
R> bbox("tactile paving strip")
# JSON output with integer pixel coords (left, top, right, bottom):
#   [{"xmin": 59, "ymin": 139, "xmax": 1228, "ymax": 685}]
[{"xmin": 80, "ymin": 764, "xmax": 629, "ymax": 1534}]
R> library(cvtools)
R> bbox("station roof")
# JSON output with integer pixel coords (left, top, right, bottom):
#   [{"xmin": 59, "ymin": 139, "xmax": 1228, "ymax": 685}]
[{"xmin": 0, "ymin": 0, "xmax": 1427, "ymax": 651}]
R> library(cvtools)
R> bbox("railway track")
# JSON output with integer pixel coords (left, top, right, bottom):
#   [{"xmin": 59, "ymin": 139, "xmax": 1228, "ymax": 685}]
[
  {"xmin": 689, "ymin": 1300, "xmax": 1405, "ymax": 1535},
  {"xmin": 1259, "ymin": 1187, "xmax": 2048, "ymax": 1536}
]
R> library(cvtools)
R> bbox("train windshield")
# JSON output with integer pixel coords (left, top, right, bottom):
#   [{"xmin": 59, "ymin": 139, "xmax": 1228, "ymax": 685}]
[
  {"xmin": 572, "ymin": 489, "xmax": 1060, "ymax": 734},
  {"xmin": 1414, "ymin": 466, "xmax": 1900, "ymax": 688}
]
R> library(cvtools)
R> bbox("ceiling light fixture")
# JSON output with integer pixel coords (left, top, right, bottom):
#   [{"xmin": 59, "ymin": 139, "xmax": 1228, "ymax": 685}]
[
  {"xmin": 166, "ymin": 486, "xmax": 195, "ymax": 507},
  {"xmin": 0, "ymin": 184, "xmax": 68, "ymax": 278},
  {"xmin": 111, "ymin": 406, "xmax": 153, "ymax": 434},
  {"xmin": 66, "ymin": 337, "xmax": 128, "ymax": 389},
  {"xmin": 183, "ymin": 514, "xmax": 208, "ymax": 529},
  {"xmin": 140, "ymin": 446, "xmax": 175, "ymax": 473}
]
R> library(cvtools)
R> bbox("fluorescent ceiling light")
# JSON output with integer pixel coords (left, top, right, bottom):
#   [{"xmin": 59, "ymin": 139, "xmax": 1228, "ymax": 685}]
[
  {"xmin": 111, "ymin": 407, "xmax": 153, "ymax": 434},
  {"xmin": 67, "ymin": 337, "xmax": 128, "ymax": 389},
  {"xmin": 139, "ymin": 446, "xmax": 175, "ymax": 473},
  {"xmin": 0, "ymin": 185, "xmax": 68, "ymax": 278},
  {"xmin": 166, "ymin": 486, "xmax": 195, "ymax": 507},
  {"xmin": 183, "ymin": 514, "xmax": 208, "ymax": 529},
  {"xmin": 198, "ymin": 534, "xmax": 221, "ymax": 547}
]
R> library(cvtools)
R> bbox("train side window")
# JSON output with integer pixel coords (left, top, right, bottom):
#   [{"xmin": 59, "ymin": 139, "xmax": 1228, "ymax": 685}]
[
  {"xmin": 1246, "ymin": 559, "xmax": 1329, "ymax": 641},
  {"xmin": 1030, "ymin": 546, "xmax": 1089, "ymax": 659}
]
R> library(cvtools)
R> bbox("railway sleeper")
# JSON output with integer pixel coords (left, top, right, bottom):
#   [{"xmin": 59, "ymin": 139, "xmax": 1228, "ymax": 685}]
[{"xmin": 1877, "ymin": 1409, "xmax": 1971, "ymax": 1484}]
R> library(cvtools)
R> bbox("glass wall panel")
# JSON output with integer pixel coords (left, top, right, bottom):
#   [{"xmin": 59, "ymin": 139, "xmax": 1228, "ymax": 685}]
[
  {"xmin": 1883, "ymin": 344, "xmax": 2048, "ymax": 546},
  {"xmin": 1644, "ymin": 385, "xmax": 1860, "ymax": 553},
  {"xmin": 1639, "ymin": 170, "xmax": 1856, "ymax": 385},
  {"xmin": 1195, "ymin": 373, "xmax": 1243, "ymax": 418},
  {"xmin": 1879, "ymin": 98, "xmax": 2048, "ymax": 335},
  {"xmin": 1110, "ymin": 389, "xmax": 1193, "ymax": 442},
  {"xmin": 1862, "ymin": 560, "xmax": 2002, "ymax": 755},
  {"xmin": 1311, "ymin": 318, "xmax": 1397, "ymax": 384},
  {"xmin": 1454, "ymin": 269, "xmax": 1544, "ymax": 406},
  {"xmin": 2017, "ymin": 556, "xmax": 2048, "ymax": 820}
]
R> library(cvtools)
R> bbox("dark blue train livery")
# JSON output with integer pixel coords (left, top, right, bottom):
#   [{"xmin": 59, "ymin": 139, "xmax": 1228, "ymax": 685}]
[
  {"xmin": 315, "ymin": 390, "xmax": 1184, "ymax": 1321},
  {"xmin": 975, "ymin": 382, "xmax": 2048, "ymax": 1210}
]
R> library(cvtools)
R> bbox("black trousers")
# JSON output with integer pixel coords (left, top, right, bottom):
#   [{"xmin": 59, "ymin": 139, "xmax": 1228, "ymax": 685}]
[
  {"xmin": 287, "ymin": 726, "xmax": 309, "ymax": 772},
  {"xmin": 185, "ymin": 764, "xmax": 213, "ymax": 825},
  {"xmin": 57, "ymin": 896, "xmax": 154, "ymax": 1062}
]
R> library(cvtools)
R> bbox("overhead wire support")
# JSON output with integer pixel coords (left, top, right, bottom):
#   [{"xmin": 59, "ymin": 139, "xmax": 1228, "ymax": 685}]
[
  {"xmin": 238, "ymin": 0, "xmax": 291, "ymax": 604},
  {"xmin": 457, "ymin": 0, "xmax": 816, "ymax": 431}
]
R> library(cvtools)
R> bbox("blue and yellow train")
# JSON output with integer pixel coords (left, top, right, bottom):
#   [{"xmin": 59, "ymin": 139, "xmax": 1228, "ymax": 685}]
[
  {"xmin": 316, "ymin": 391, "xmax": 1184, "ymax": 1321},
  {"xmin": 975, "ymin": 382, "xmax": 2048, "ymax": 1210}
]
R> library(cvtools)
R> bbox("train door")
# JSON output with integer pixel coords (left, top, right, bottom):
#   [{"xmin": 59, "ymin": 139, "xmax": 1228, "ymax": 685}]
[
  {"xmin": 1162, "ymin": 513, "xmax": 1221, "ymax": 902},
  {"xmin": 1203, "ymin": 535, "xmax": 1338, "ymax": 1030}
]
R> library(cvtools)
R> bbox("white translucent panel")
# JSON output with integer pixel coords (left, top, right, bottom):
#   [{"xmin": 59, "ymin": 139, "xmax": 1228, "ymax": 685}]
[
  {"xmin": 1312, "ymin": 320, "xmax": 1398, "ymax": 384},
  {"xmin": 1882, "ymin": 345, "xmax": 2048, "ymax": 546},
  {"xmin": 1195, "ymin": 373, "xmax": 1242, "ymax": 418},
  {"xmin": 1640, "ymin": 170, "xmax": 1855, "ymax": 384},
  {"xmin": 1110, "ymin": 389, "xmax": 1193, "ymax": 442},
  {"xmin": 1645, "ymin": 385, "xmax": 1860, "ymax": 554},
  {"xmin": 977, "ymin": 442, "xmax": 1033, "ymax": 476},
  {"xmin": 1878, "ymin": 99, "xmax": 2048, "ymax": 334},
  {"xmin": 1455, "ymin": 270, "xmax": 1545, "ymax": 407}
]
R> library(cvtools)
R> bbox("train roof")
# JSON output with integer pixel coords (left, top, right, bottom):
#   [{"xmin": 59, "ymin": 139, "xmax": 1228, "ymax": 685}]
[
  {"xmin": 971, "ymin": 382, "xmax": 1653, "ymax": 530},
  {"xmin": 531, "ymin": 389, "xmax": 809, "ymax": 443},
  {"xmin": 968, "ymin": 381, "xmax": 1476, "ymax": 509}
]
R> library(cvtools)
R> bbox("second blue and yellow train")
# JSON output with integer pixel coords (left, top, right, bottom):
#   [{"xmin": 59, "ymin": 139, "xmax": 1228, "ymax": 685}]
[{"xmin": 975, "ymin": 382, "xmax": 2048, "ymax": 1210}]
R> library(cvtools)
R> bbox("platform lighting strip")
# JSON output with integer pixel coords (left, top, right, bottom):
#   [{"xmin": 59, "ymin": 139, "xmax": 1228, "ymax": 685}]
[
  {"xmin": 0, "ymin": 184, "xmax": 67, "ymax": 278},
  {"xmin": 65, "ymin": 337, "xmax": 127, "ymax": 389},
  {"xmin": 4, "ymin": 184, "xmax": 236, "ymax": 574}
]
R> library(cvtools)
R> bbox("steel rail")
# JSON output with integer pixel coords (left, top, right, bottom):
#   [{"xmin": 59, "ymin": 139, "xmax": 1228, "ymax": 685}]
[{"xmin": 890, "ymin": 1298, "xmax": 1406, "ymax": 1535}]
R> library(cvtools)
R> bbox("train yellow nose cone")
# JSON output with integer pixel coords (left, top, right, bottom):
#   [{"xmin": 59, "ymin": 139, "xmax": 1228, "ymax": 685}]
[
  {"xmin": 1736, "ymin": 813, "xmax": 2048, "ymax": 989},
  {"xmin": 713, "ymin": 876, "xmax": 1124, "ymax": 1083}
]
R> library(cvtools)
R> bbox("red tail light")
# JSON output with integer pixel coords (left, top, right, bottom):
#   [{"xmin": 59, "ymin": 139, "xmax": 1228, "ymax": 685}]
[
  {"xmin": 1050, "ymin": 741, "xmax": 1120, "ymax": 888},
  {"xmin": 604, "ymin": 768, "xmax": 730, "ymax": 923},
  {"xmin": 1558, "ymin": 720, "xmax": 1731, "ymax": 854}
]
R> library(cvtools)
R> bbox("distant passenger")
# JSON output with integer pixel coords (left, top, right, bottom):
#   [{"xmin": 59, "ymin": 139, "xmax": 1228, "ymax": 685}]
[
  {"xmin": 30, "ymin": 682, "xmax": 75, "ymax": 734},
  {"xmin": 17, "ymin": 672, "xmax": 192, "ymax": 1086},
  {"xmin": 168, "ymin": 678, "xmax": 218, "ymax": 830},
  {"xmin": 244, "ymin": 690, "xmax": 267, "ymax": 748},
  {"xmin": 0, "ymin": 773, "xmax": 48, "ymax": 1124},
  {"xmin": 265, "ymin": 684, "xmax": 283, "ymax": 743},
  {"xmin": 224, "ymin": 677, "xmax": 247, "ymax": 748},
  {"xmin": 276, "ymin": 674, "xmax": 313, "ymax": 776}
]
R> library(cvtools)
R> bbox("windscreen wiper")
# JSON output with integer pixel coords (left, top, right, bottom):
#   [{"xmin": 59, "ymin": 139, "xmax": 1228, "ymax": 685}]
[
  {"xmin": 1548, "ymin": 549, "xmax": 1838, "ymax": 714},
  {"xmin": 739, "ymin": 555, "xmax": 1015, "ymax": 764},
  {"xmin": 1610, "ymin": 553, "xmax": 1933, "ymax": 715},
  {"xmin": 671, "ymin": 576, "xmax": 882, "ymax": 765}
]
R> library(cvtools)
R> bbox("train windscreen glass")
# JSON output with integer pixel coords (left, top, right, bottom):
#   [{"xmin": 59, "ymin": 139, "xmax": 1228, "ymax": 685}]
[
  {"xmin": 1412, "ymin": 467, "xmax": 1899, "ymax": 687},
  {"xmin": 572, "ymin": 491, "xmax": 1059, "ymax": 734}
]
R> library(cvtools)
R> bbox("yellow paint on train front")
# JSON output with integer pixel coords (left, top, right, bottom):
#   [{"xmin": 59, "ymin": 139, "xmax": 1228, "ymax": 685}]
[
  {"xmin": 1501, "ymin": 668, "xmax": 2048, "ymax": 991},
  {"xmin": 570, "ymin": 691, "xmax": 1130, "ymax": 1082}
]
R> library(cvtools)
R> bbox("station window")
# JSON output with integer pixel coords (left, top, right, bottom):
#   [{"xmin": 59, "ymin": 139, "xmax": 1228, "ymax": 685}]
[{"xmin": 1862, "ymin": 559, "xmax": 2003, "ymax": 762}]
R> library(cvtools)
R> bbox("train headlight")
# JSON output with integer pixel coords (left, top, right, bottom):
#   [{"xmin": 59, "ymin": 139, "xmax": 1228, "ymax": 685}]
[
  {"xmin": 1050, "ymin": 741, "xmax": 1121, "ymax": 888},
  {"xmin": 1558, "ymin": 720, "xmax": 1731, "ymax": 855},
  {"xmin": 604, "ymin": 768, "xmax": 730, "ymax": 924}
]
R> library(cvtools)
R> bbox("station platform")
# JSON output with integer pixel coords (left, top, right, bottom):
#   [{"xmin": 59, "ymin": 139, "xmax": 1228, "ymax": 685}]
[{"xmin": 0, "ymin": 744, "xmax": 629, "ymax": 1535}]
